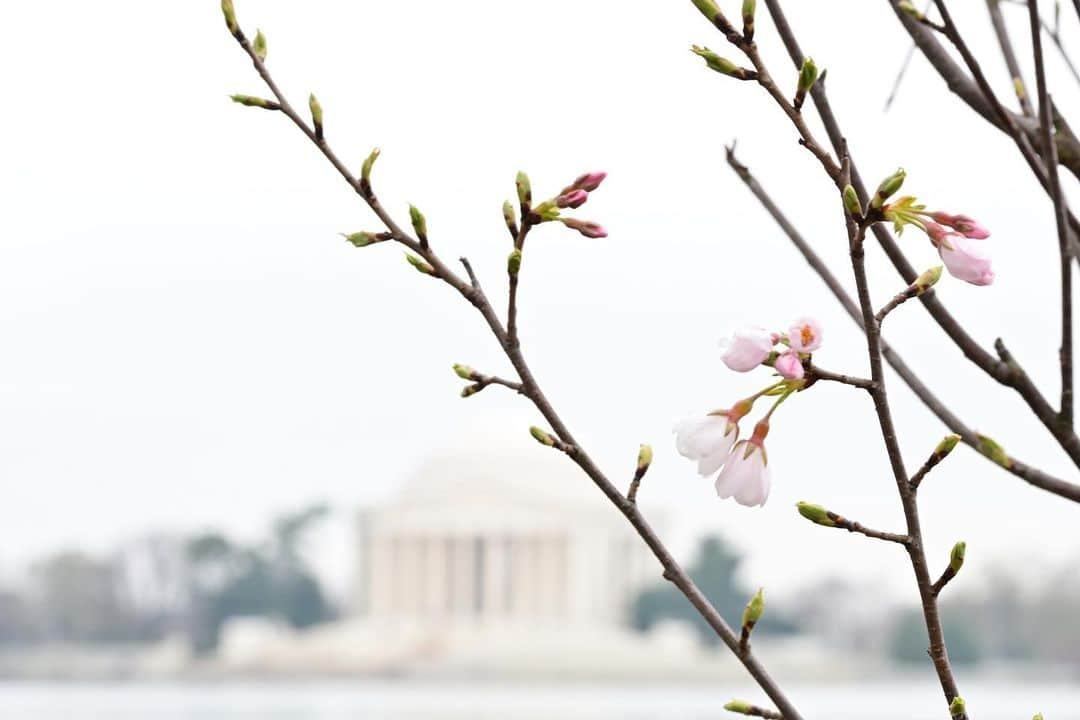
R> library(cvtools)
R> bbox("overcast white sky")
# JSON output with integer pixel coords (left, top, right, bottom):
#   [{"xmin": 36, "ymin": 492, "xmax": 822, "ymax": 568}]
[{"xmin": 2, "ymin": 1, "xmax": 1079, "ymax": 603}]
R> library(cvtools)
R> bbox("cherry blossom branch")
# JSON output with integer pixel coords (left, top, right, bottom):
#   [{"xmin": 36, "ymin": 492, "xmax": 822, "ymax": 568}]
[
  {"xmin": 1028, "ymin": 0, "xmax": 1075, "ymax": 426},
  {"xmin": 693, "ymin": 7, "xmax": 967, "ymax": 710},
  {"xmin": 221, "ymin": 5, "xmax": 803, "ymax": 717},
  {"xmin": 804, "ymin": 365, "xmax": 875, "ymax": 391},
  {"xmin": 724, "ymin": 144, "xmax": 1080, "ymax": 503},
  {"xmin": 930, "ymin": 542, "xmax": 966, "ymax": 596},
  {"xmin": 452, "ymin": 364, "xmax": 523, "ymax": 397},
  {"xmin": 764, "ymin": 0, "xmax": 1080, "ymax": 473}
]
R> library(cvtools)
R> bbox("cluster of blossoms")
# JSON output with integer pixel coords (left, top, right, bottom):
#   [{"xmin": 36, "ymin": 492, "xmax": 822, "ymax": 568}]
[
  {"xmin": 518, "ymin": 171, "xmax": 608, "ymax": 238},
  {"xmin": 870, "ymin": 169, "xmax": 994, "ymax": 286},
  {"xmin": 674, "ymin": 317, "xmax": 824, "ymax": 507}
]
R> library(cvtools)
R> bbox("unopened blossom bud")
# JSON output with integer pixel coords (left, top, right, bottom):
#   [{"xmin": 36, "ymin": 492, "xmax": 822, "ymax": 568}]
[
  {"xmin": 872, "ymin": 168, "xmax": 906, "ymax": 209},
  {"xmin": 976, "ymin": 433, "xmax": 1011, "ymax": 468},
  {"xmin": 1033, "ymin": 714, "xmax": 1044, "ymax": 720},
  {"xmin": 742, "ymin": 588, "xmax": 765, "ymax": 630},
  {"xmin": 723, "ymin": 700, "xmax": 753, "ymax": 715},
  {"xmin": 950, "ymin": 541, "xmax": 966, "ymax": 573},
  {"xmin": 221, "ymin": 0, "xmax": 240, "ymax": 36},
  {"xmin": 253, "ymin": 29, "xmax": 267, "ymax": 60},
  {"xmin": 562, "ymin": 217, "xmax": 608, "ymax": 238},
  {"xmin": 452, "ymin": 363, "xmax": 475, "ymax": 380},
  {"xmin": 797, "ymin": 501, "xmax": 837, "ymax": 527},
  {"xmin": 675, "ymin": 411, "xmax": 740, "ymax": 477},
  {"xmin": 562, "ymin": 172, "xmax": 606, "ymax": 194},
  {"xmin": 503, "ymin": 200, "xmax": 518, "ymax": 235},
  {"xmin": 636, "ymin": 444, "xmax": 653, "ymax": 479},
  {"xmin": 409, "ymin": 204, "xmax": 428, "ymax": 244},
  {"xmin": 691, "ymin": 0, "xmax": 722, "ymax": 21},
  {"xmin": 774, "ymin": 350, "xmax": 804, "ymax": 380},
  {"xmin": 898, "ymin": 1, "xmax": 927, "ymax": 21},
  {"xmin": 720, "ymin": 326, "xmax": 775, "ymax": 372},
  {"xmin": 460, "ymin": 384, "xmax": 483, "ymax": 398},
  {"xmin": 507, "ymin": 248, "xmax": 522, "ymax": 277},
  {"xmin": 788, "ymin": 316, "xmax": 823, "ymax": 353},
  {"xmin": 950, "ymin": 697, "xmax": 966, "ymax": 718},
  {"xmin": 516, "ymin": 171, "xmax": 532, "ymax": 208},
  {"xmin": 938, "ymin": 234, "xmax": 994, "ymax": 286},
  {"xmin": 715, "ymin": 429, "xmax": 771, "ymax": 507},
  {"xmin": 912, "ymin": 266, "xmax": 943, "ymax": 295},
  {"xmin": 530, "ymin": 426, "xmax": 556, "ymax": 447},
  {"xmin": 361, "ymin": 148, "xmax": 380, "ymax": 189},
  {"xmin": 742, "ymin": 0, "xmax": 756, "ymax": 40},
  {"xmin": 934, "ymin": 434, "xmax": 961, "ymax": 460},
  {"xmin": 929, "ymin": 212, "xmax": 991, "ymax": 239},
  {"xmin": 691, "ymin": 46, "xmax": 755, "ymax": 80},
  {"xmin": 405, "ymin": 253, "xmax": 434, "ymax": 275},
  {"xmin": 340, "ymin": 231, "xmax": 379, "ymax": 247},
  {"xmin": 309, "ymin": 93, "xmax": 324, "ymax": 140},
  {"xmin": 556, "ymin": 189, "xmax": 589, "ymax": 209},
  {"xmin": 230, "ymin": 94, "xmax": 279, "ymax": 110},
  {"xmin": 843, "ymin": 185, "xmax": 863, "ymax": 217},
  {"xmin": 795, "ymin": 57, "xmax": 818, "ymax": 110}
]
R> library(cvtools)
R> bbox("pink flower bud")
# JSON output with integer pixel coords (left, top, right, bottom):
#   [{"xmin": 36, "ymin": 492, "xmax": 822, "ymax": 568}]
[
  {"xmin": 930, "ymin": 212, "xmax": 990, "ymax": 240},
  {"xmin": 714, "ymin": 433, "xmax": 771, "ymax": 507},
  {"xmin": 774, "ymin": 350, "xmax": 804, "ymax": 380},
  {"xmin": 787, "ymin": 317, "xmax": 823, "ymax": 353},
  {"xmin": 938, "ymin": 234, "xmax": 994, "ymax": 286},
  {"xmin": 562, "ymin": 171, "xmax": 607, "ymax": 194},
  {"xmin": 556, "ymin": 189, "xmax": 589, "ymax": 209},
  {"xmin": 924, "ymin": 221, "xmax": 951, "ymax": 247},
  {"xmin": 562, "ymin": 217, "xmax": 608, "ymax": 238},
  {"xmin": 720, "ymin": 327, "xmax": 775, "ymax": 372}
]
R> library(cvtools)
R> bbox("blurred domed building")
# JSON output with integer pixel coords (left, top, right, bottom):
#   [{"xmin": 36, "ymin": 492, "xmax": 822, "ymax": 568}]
[{"xmin": 350, "ymin": 426, "xmax": 658, "ymax": 630}]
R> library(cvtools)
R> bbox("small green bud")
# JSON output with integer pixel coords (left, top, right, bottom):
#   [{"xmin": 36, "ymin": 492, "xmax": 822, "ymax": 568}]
[
  {"xmin": 452, "ymin": 364, "xmax": 475, "ymax": 380},
  {"xmin": 409, "ymin": 204, "xmax": 428, "ymax": 244},
  {"xmin": 949, "ymin": 541, "xmax": 966, "ymax": 573},
  {"xmin": 461, "ymin": 384, "xmax": 482, "ymax": 398},
  {"xmin": 723, "ymin": 699, "xmax": 753, "ymax": 715},
  {"xmin": 742, "ymin": 0, "xmax": 756, "ymax": 39},
  {"xmin": 976, "ymin": 433, "xmax": 1012, "ymax": 468},
  {"xmin": 1013, "ymin": 77, "xmax": 1027, "ymax": 100},
  {"xmin": 872, "ymin": 168, "xmax": 906, "ymax": 209},
  {"xmin": 798, "ymin": 57, "xmax": 819, "ymax": 93},
  {"xmin": 530, "ymin": 426, "xmax": 556, "ymax": 447},
  {"xmin": 516, "ymin": 171, "xmax": 532, "ymax": 208},
  {"xmin": 797, "ymin": 501, "xmax": 837, "ymax": 527},
  {"xmin": 221, "ymin": 0, "xmax": 239, "ymax": 36},
  {"xmin": 898, "ymin": 1, "xmax": 926, "ymax": 21},
  {"xmin": 405, "ymin": 253, "xmax": 434, "ymax": 275},
  {"xmin": 340, "ymin": 231, "xmax": 379, "ymax": 248},
  {"xmin": 934, "ymin": 433, "xmax": 961, "ymax": 459},
  {"xmin": 309, "ymin": 93, "xmax": 324, "ymax": 138},
  {"xmin": 691, "ymin": 0, "xmax": 721, "ymax": 20},
  {"xmin": 503, "ymin": 200, "xmax": 518, "ymax": 233},
  {"xmin": 949, "ymin": 696, "xmax": 966, "ymax": 718},
  {"xmin": 742, "ymin": 588, "xmax": 765, "ymax": 628},
  {"xmin": 507, "ymin": 248, "xmax": 522, "ymax": 277},
  {"xmin": 691, "ymin": 46, "xmax": 753, "ymax": 80},
  {"xmin": 253, "ymin": 29, "xmax": 267, "ymax": 61},
  {"xmin": 1033, "ymin": 714, "xmax": 1044, "ymax": 720},
  {"xmin": 636, "ymin": 444, "xmax": 653, "ymax": 475},
  {"xmin": 230, "ymin": 94, "xmax": 278, "ymax": 110},
  {"xmin": 913, "ymin": 266, "xmax": 943, "ymax": 295},
  {"xmin": 842, "ymin": 185, "xmax": 862, "ymax": 217},
  {"xmin": 361, "ymin": 148, "xmax": 380, "ymax": 187}
]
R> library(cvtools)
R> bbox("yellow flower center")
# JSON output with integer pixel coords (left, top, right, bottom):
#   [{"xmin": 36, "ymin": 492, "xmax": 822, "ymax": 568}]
[{"xmin": 800, "ymin": 325, "xmax": 814, "ymax": 347}]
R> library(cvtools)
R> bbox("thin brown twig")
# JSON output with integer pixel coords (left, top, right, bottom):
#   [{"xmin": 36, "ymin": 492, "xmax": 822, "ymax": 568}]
[
  {"xmin": 226, "ymin": 17, "xmax": 805, "ymax": 720},
  {"xmin": 987, "ymin": 0, "xmax": 1036, "ymax": 116},
  {"xmin": 1028, "ymin": 0, "xmax": 1075, "ymax": 426},
  {"xmin": 931, "ymin": 565, "xmax": 959, "ymax": 596},
  {"xmin": 805, "ymin": 365, "xmax": 876, "ymax": 391}
]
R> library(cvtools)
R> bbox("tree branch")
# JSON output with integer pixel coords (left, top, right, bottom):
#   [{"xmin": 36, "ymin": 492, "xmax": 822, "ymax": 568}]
[
  {"xmin": 225, "ymin": 16, "xmax": 805, "ymax": 720},
  {"xmin": 724, "ymin": 143, "xmax": 1080, "ymax": 503},
  {"xmin": 1028, "ymin": 0, "xmax": 1075, "ymax": 425},
  {"xmin": 986, "ymin": 0, "xmax": 1035, "ymax": 116}
]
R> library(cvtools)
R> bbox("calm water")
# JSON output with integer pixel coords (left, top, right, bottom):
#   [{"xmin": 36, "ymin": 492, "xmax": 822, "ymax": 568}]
[{"xmin": 0, "ymin": 680, "xmax": 1077, "ymax": 719}]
